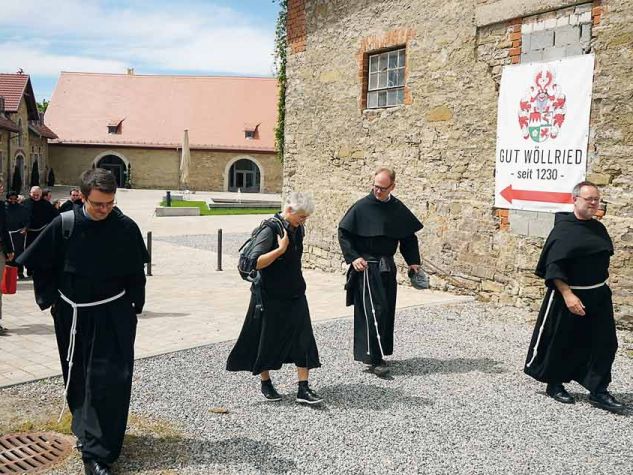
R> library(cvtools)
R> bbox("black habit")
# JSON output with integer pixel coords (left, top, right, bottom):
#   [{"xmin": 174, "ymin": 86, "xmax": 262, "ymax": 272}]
[
  {"xmin": 23, "ymin": 198, "xmax": 58, "ymax": 248},
  {"xmin": 524, "ymin": 212, "xmax": 617, "ymax": 393},
  {"xmin": 17, "ymin": 206, "xmax": 148, "ymax": 465},
  {"xmin": 6, "ymin": 202, "xmax": 27, "ymax": 265},
  {"xmin": 227, "ymin": 214, "xmax": 320, "ymax": 375},
  {"xmin": 338, "ymin": 193, "xmax": 422, "ymax": 365}
]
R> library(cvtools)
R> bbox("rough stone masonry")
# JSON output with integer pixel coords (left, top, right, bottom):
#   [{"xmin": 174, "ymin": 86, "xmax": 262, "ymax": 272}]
[{"xmin": 282, "ymin": 0, "xmax": 633, "ymax": 327}]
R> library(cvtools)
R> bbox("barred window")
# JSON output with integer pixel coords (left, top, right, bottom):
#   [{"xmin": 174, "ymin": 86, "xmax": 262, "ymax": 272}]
[{"xmin": 367, "ymin": 48, "xmax": 405, "ymax": 109}]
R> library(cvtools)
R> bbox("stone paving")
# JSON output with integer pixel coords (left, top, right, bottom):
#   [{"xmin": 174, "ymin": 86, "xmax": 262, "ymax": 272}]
[{"xmin": 0, "ymin": 188, "xmax": 471, "ymax": 388}]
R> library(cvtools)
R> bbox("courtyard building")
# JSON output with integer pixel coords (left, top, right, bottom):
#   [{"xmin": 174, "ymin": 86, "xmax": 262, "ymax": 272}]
[
  {"xmin": 0, "ymin": 72, "xmax": 57, "ymax": 192},
  {"xmin": 45, "ymin": 71, "xmax": 281, "ymax": 192}
]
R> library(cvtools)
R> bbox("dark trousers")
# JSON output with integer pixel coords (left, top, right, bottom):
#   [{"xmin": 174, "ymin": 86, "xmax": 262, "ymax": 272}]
[{"xmin": 52, "ymin": 296, "xmax": 137, "ymax": 464}]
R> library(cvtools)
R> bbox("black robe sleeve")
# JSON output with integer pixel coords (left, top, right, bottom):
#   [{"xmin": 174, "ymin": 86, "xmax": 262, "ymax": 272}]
[
  {"xmin": 338, "ymin": 228, "xmax": 361, "ymax": 264},
  {"xmin": 16, "ymin": 216, "xmax": 64, "ymax": 309},
  {"xmin": 399, "ymin": 235, "xmax": 420, "ymax": 266},
  {"xmin": 543, "ymin": 261, "xmax": 568, "ymax": 288},
  {"xmin": 123, "ymin": 224, "xmax": 149, "ymax": 314},
  {"xmin": 250, "ymin": 227, "xmax": 275, "ymax": 261},
  {"xmin": 0, "ymin": 204, "xmax": 13, "ymax": 255}
]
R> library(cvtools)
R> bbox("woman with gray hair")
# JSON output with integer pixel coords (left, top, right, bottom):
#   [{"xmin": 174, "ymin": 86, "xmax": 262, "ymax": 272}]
[{"xmin": 227, "ymin": 192, "xmax": 323, "ymax": 404}]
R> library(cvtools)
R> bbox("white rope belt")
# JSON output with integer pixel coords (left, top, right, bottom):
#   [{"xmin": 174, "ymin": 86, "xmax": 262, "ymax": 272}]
[
  {"xmin": 56, "ymin": 289, "xmax": 126, "ymax": 421},
  {"xmin": 570, "ymin": 280, "xmax": 607, "ymax": 290},
  {"xmin": 362, "ymin": 262, "xmax": 385, "ymax": 360},
  {"xmin": 8, "ymin": 230, "xmax": 22, "ymax": 252},
  {"xmin": 27, "ymin": 225, "xmax": 47, "ymax": 232},
  {"xmin": 526, "ymin": 280, "xmax": 607, "ymax": 368}
]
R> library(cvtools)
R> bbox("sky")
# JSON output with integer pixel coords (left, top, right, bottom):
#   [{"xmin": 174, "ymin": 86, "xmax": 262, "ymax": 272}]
[{"xmin": 0, "ymin": 0, "xmax": 281, "ymax": 102}]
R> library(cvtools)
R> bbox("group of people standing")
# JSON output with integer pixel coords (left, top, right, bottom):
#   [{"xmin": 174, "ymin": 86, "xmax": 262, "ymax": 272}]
[
  {"xmin": 11, "ymin": 166, "xmax": 626, "ymax": 474},
  {"xmin": 0, "ymin": 186, "xmax": 84, "ymax": 334}
]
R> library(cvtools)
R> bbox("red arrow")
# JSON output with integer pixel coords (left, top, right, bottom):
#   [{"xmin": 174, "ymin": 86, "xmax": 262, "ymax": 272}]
[{"xmin": 500, "ymin": 185, "xmax": 573, "ymax": 204}]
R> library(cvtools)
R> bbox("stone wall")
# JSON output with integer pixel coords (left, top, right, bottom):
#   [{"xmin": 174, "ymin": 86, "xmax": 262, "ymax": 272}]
[
  {"xmin": 49, "ymin": 145, "xmax": 282, "ymax": 192},
  {"xmin": 283, "ymin": 0, "xmax": 632, "ymax": 327}
]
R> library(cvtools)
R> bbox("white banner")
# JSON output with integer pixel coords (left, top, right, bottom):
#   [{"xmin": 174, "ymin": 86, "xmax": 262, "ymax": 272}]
[{"xmin": 494, "ymin": 54, "xmax": 594, "ymax": 212}]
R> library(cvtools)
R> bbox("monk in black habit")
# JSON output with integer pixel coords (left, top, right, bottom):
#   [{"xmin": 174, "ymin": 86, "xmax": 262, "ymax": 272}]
[
  {"xmin": 524, "ymin": 181, "xmax": 625, "ymax": 413},
  {"xmin": 18, "ymin": 168, "xmax": 149, "ymax": 475},
  {"xmin": 23, "ymin": 185, "xmax": 58, "ymax": 275},
  {"xmin": 338, "ymin": 167, "xmax": 423, "ymax": 377},
  {"xmin": 227, "ymin": 192, "xmax": 322, "ymax": 405}
]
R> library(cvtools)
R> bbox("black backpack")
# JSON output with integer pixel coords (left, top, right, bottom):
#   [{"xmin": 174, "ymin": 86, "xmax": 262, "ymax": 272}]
[{"xmin": 237, "ymin": 216, "xmax": 284, "ymax": 282}]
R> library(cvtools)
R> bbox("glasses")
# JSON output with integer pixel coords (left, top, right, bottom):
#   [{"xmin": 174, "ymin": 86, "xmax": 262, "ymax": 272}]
[
  {"xmin": 87, "ymin": 198, "xmax": 116, "ymax": 209},
  {"xmin": 577, "ymin": 196, "xmax": 600, "ymax": 203},
  {"xmin": 372, "ymin": 184, "xmax": 392, "ymax": 192}
]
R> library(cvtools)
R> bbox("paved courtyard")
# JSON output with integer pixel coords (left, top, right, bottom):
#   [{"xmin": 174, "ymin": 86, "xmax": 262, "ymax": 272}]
[{"xmin": 0, "ymin": 188, "xmax": 471, "ymax": 387}]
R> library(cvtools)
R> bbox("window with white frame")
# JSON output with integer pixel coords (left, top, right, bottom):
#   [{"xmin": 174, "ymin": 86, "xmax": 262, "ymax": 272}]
[{"xmin": 367, "ymin": 48, "xmax": 405, "ymax": 109}]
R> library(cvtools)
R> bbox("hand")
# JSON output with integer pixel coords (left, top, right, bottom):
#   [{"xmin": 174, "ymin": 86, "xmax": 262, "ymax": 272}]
[
  {"xmin": 563, "ymin": 292, "xmax": 586, "ymax": 316},
  {"xmin": 408, "ymin": 264, "xmax": 421, "ymax": 274},
  {"xmin": 352, "ymin": 257, "xmax": 368, "ymax": 272},
  {"xmin": 6, "ymin": 252, "xmax": 14, "ymax": 261},
  {"xmin": 20, "ymin": 228, "xmax": 27, "ymax": 235},
  {"xmin": 277, "ymin": 228, "xmax": 289, "ymax": 254}
]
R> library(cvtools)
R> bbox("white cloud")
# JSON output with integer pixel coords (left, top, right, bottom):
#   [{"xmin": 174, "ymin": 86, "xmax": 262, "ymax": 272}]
[
  {"xmin": 0, "ymin": 43, "xmax": 128, "ymax": 76},
  {"xmin": 0, "ymin": 0, "xmax": 275, "ymax": 76}
]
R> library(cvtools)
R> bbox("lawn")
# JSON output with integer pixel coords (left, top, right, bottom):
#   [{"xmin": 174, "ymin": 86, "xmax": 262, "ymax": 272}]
[{"xmin": 159, "ymin": 200, "xmax": 279, "ymax": 216}]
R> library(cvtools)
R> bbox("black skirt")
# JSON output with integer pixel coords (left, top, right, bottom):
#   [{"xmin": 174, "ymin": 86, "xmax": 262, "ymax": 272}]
[
  {"xmin": 226, "ymin": 290, "xmax": 321, "ymax": 375},
  {"xmin": 524, "ymin": 285, "xmax": 618, "ymax": 392}
]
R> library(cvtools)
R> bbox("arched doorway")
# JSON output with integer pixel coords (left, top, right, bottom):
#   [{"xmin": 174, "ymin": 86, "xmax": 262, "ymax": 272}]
[
  {"xmin": 228, "ymin": 159, "xmax": 261, "ymax": 192},
  {"xmin": 11, "ymin": 155, "xmax": 24, "ymax": 193},
  {"xmin": 30, "ymin": 160, "xmax": 40, "ymax": 187},
  {"xmin": 97, "ymin": 154, "xmax": 127, "ymax": 187}
]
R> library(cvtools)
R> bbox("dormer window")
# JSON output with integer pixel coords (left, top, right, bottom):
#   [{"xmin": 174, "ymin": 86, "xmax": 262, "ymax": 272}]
[
  {"xmin": 107, "ymin": 118, "xmax": 124, "ymax": 134},
  {"xmin": 243, "ymin": 123, "xmax": 259, "ymax": 140}
]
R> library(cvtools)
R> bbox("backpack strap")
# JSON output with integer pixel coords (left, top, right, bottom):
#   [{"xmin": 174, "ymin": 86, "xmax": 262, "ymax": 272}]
[{"xmin": 60, "ymin": 210, "xmax": 75, "ymax": 240}]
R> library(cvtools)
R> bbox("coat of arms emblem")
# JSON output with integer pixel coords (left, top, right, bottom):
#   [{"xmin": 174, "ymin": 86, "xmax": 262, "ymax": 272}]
[{"xmin": 518, "ymin": 67, "xmax": 566, "ymax": 143}]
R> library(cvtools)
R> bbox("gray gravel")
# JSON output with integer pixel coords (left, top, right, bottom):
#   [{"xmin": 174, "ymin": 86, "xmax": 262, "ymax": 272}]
[
  {"xmin": 5, "ymin": 303, "xmax": 633, "ymax": 474},
  {"xmin": 155, "ymin": 233, "xmax": 251, "ymax": 256}
]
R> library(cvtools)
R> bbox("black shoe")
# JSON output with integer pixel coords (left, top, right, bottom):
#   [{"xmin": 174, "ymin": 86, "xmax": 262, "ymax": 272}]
[
  {"xmin": 260, "ymin": 379, "xmax": 282, "ymax": 402},
  {"xmin": 370, "ymin": 364, "xmax": 390, "ymax": 377},
  {"xmin": 0, "ymin": 325, "xmax": 7, "ymax": 335},
  {"xmin": 296, "ymin": 383, "xmax": 323, "ymax": 405},
  {"xmin": 546, "ymin": 383, "xmax": 575, "ymax": 404},
  {"xmin": 589, "ymin": 391, "xmax": 625, "ymax": 413},
  {"xmin": 83, "ymin": 460, "xmax": 111, "ymax": 475}
]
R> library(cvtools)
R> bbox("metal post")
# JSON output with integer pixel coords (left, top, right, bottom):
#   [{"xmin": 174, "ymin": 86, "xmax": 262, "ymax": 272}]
[
  {"xmin": 217, "ymin": 229, "xmax": 223, "ymax": 271},
  {"xmin": 165, "ymin": 190, "xmax": 172, "ymax": 207},
  {"xmin": 146, "ymin": 231, "xmax": 152, "ymax": 276}
]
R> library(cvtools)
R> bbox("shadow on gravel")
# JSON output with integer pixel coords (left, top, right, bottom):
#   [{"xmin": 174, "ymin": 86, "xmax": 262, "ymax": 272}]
[
  {"xmin": 388, "ymin": 357, "xmax": 506, "ymax": 376},
  {"xmin": 318, "ymin": 383, "xmax": 433, "ymax": 410},
  {"xmin": 3, "ymin": 323, "xmax": 55, "ymax": 336},
  {"xmin": 138, "ymin": 310, "xmax": 190, "ymax": 320},
  {"xmin": 119, "ymin": 434, "xmax": 296, "ymax": 473}
]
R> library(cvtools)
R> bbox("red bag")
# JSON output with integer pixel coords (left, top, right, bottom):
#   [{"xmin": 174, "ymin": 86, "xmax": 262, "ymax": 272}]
[{"xmin": 1, "ymin": 265, "xmax": 18, "ymax": 294}]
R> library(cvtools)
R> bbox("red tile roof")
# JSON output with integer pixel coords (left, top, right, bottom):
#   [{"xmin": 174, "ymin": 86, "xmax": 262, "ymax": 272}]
[
  {"xmin": 0, "ymin": 73, "xmax": 38, "ymax": 119},
  {"xmin": 29, "ymin": 122, "xmax": 58, "ymax": 139},
  {"xmin": 0, "ymin": 116, "xmax": 20, "ymax": 132},
  {"xmin": 46, "ymin": 72, "xmax": 279, "ymax": 152},
  {"xmin": 0, "ymin": 73, "xmax": 29, "ymax": 112}
]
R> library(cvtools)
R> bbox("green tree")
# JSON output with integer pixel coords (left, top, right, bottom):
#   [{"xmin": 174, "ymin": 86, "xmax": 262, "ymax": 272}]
[
  {"xmin": 273, "ymin": 0, "xmax": 287, "ymax": 162},
  {"xmin": 37, "ymin": 99, "xmax": 49, "ymax": 113}
]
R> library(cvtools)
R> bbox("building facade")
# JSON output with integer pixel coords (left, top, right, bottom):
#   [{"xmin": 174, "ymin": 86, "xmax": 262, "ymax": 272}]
[
  {"xmin": 283, "ymin": 0, "xmax": 632, "ymax": 326},
  {"xmin": 46, "ymin": 72, "xmax": 282, "ymax": 192},
  {"xmin": 0, "ymin": 73, "xmax": 56, "ymax": 193}
]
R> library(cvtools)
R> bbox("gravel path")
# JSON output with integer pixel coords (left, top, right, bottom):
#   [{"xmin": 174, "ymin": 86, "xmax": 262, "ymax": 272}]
[{"xmin": 5, "ymin": 303, "xmax": 632, "ymax": 474}]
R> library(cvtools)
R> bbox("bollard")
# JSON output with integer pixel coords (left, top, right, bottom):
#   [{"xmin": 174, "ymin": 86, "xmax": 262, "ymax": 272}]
[
  {"xmin": 217, "ymin": 229, "xmax": 223, "ymax": 271},
  {"xmin": 146, "ymin": 231, "xmax": 153, "ymax": 276},
  {"xmin": 165, "ymin": 191, "xmax": 172, "ymax": 207}
]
